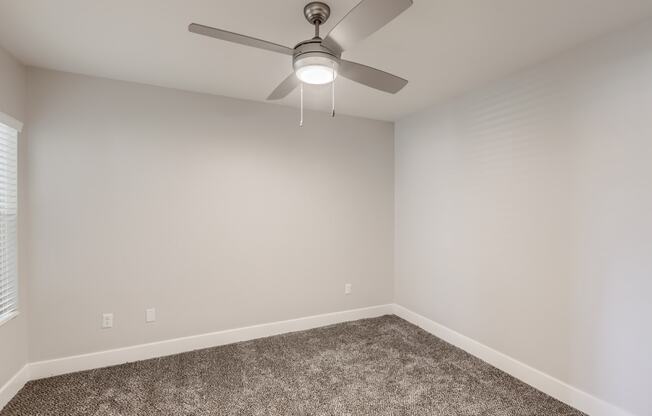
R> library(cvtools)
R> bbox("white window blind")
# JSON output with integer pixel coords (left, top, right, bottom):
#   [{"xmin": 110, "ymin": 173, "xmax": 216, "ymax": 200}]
[{"xmin": 0, "ymin": 120, "xmax": 18, "ymax": 324}]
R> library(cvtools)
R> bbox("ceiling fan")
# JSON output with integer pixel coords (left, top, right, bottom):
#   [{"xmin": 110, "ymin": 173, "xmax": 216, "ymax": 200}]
[{"xmin": 188, "ymin": 0, "xmax": 412, "ymax": 107}]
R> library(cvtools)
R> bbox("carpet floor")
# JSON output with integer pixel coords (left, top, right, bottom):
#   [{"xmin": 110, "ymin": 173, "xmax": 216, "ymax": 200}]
[{"xmin": 1, "ymin": 315, "xmax": 584, "ymax": 415}]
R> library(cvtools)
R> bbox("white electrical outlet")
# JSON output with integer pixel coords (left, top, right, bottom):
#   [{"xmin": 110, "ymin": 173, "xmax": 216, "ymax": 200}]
[
  {"xmin": 344, "ymin": 283, "xmax": 352, "ymax": 295},
  {"xmin": 146, "ymin": 308, "xmax": 156, "ymax": 323},
  {"xmin": 102, "ymin": 313, "xmax": 113, "ymax": 329}
]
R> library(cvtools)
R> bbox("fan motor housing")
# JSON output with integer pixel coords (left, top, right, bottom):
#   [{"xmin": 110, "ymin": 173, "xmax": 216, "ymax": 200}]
[
  {"xmin": 293, "ymin": 38, "xmax": 340, "ymax": 60},
  {"xmin": 293, "ymin": 39, "xmax": 341, "ymax": 76}
]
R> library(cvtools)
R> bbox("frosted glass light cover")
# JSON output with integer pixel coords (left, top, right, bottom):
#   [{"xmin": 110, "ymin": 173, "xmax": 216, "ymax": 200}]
[{"xmin": 296, "ymin": 65, "xmax": 337, "ymax": 85}]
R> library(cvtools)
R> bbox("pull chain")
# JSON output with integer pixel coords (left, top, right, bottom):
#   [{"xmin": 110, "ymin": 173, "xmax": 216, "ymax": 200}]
[
  {"xmin": 300, "ymin": 82, "xmax": 304, "ymax": 127},
  {"xmin": 331, "ymin": 62, "xmax": 336, "ymax": 117}
]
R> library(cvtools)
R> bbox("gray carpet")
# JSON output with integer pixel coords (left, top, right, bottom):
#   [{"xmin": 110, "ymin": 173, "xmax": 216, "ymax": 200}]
[{"xmin": 1, "ymin": 315, "xmax": 584, "ymax": 415}]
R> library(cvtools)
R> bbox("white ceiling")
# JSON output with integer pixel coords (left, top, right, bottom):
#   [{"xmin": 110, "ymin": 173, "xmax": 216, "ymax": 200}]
[{"xmin": 1, "ymin": 0, "xmax": 652, "ymax": 121}]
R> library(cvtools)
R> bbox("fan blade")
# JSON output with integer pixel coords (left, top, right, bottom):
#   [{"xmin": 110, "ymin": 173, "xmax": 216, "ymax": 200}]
[
  {"xmin": 322, "ymin": 0, "xmax": 413, "ymax": 53},
  {"xmin": 267, "ymin": 73, "xmax": 300, "ymax": 100},
  {"xmin": 189, "ymin": 23, "xmax": 294, "ymax": 55},
  {"xmin": 339, "ymin": 60, "xmax": 407, "ymax": 94}
]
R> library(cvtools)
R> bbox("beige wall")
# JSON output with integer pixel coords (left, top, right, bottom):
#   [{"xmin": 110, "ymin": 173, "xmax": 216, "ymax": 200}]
[
  {"xmin": 25, "ymin": 68, "xmax": 394, "ymax": 362},
  {"xmin": 395, "ymin": 21, "xmax": 652, "ymax": 416},
  {"xmin": 0, "ymin": 48, "xmax": 25, "ymax": 121},
  {"xmin": 0, "ymin": 46, "xmax": 28, "ymax": 388}
]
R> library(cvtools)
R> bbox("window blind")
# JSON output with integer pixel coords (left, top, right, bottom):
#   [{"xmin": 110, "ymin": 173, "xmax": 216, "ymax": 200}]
[{"xmin": 0, "ymin": 121, "xmax": 17, "ymax": 324}]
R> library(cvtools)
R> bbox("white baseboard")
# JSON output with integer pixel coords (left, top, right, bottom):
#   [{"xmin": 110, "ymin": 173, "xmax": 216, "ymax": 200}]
[
  {"xmin": 3, "ymin": 304, "xmax": 636, "ymax": 416},
  {"xmin": 0, "ymin": 365, "xmax": 30, "ymax": 411},
  {"xmin": 393, "ymin": 304, "xmax": 637, "ymax": 416},
  {"xmin": 28, "ymin": 304, "xmax": 394, "ymax": 381}
]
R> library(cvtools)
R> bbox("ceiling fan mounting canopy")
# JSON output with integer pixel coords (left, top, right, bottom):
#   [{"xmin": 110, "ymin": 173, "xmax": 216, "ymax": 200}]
[
  {"xmin": 303, "ymin": 2, "xmax": 331, "ymax": 26},
  {"xmin": 188, "ymin": 0, "xmax": 412, "ymax": 99}
]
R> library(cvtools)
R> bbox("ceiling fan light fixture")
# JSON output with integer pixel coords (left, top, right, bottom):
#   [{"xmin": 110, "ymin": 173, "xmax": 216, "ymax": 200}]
[
  {"xmin": 189, "ymin": 0, "xmax": 412, "ymax": 105},
  {"xmin": 295, "ymin": 65, "xmax": 337, "ymax": 85},
  {"xmin": 293, "ymin": 54, "xmax": 339, "ymax": 85}
]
